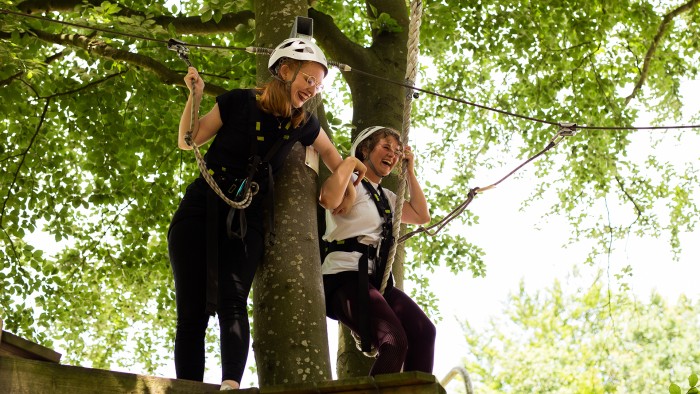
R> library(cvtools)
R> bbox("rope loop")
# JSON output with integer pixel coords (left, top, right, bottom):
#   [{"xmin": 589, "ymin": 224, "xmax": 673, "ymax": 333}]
[{"xmin": 186, "ymin": 132, "xmax": 258, "ymax": 210}]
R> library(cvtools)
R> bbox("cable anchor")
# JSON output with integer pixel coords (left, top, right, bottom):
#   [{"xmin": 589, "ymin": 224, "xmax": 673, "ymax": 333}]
[
  {"xmin": 167, "ymin": 38, "xmax": 193, "ymax": 67},
  {"xmin": 550, "ymin": 122, "xmax": 577, "ymax": 145},
  {"xmin": 558, "ymin": 122, "xmax": 577, "ymax": 136}
]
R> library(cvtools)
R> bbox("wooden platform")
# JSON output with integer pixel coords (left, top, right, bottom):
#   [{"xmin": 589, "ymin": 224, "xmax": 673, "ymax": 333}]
[
  {"xmin": 0, "ymin": 356, "xmax": 445, "ymax": 394},
  {"xmin": 259, "ymin": 372, "xmax": 446, "ymax": 394},
  {"xmin": 0, "ymin": 319, "xmax": 445, "ymax": 393}
]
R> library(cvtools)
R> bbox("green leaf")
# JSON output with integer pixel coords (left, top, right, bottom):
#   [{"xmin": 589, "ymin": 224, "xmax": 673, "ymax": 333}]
[
  {"xmin": 689, "ymin": 387, "xmax": 699, "ymax": 394},
  {"xmin": 691, "ymin": 374, "xmax": 699, "ymax": 388},
  {"xmin": 200, "ymin": 9, "xmax": 213, "ymax": 23}
]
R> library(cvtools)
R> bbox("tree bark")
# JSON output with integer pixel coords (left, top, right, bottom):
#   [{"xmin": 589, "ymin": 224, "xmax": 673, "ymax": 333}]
[{"xmin": 252, "ymin": 0, "xmax": 332, "ymax": 386}]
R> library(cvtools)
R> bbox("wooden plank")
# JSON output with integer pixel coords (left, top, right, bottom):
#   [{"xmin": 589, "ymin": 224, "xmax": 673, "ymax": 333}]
[
  {"xmin": 1, "ymin": 349, "xmax": 445, "ymax": 394},
  {"xmin": 259, "ymin": 372, "xmax": 446, "ymax": 394},
  {"xmin": 0, "ymin": 355, "xmax": 230, "ymax": 394},
  {"xmin": 0, "ymin": 330, "xmax": 62, "ymax": 363},
  {"xmin": 0, "ymin": 318, "xmax": 61, "ymax": 363}
]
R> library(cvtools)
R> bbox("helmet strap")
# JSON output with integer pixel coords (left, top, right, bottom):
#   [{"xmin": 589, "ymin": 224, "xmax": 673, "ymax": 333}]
[
  {"xmin": 364, "ymin": 156, "xmax": 384, "ymax": 182},
  {"xmin": 282, "ymin": 62, "xmax": 303, "ymax": 108}
]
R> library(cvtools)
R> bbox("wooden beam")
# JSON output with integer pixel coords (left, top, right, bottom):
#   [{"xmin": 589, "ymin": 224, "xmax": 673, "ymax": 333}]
[
  {"xmin": 0, "ymin": 330, "xmax": 62, "ymax": 363},
  {"xmin": 1, "ymin": 355, "xmax": 446, "ymax": 394},
  {"xmin": 0, "ymin": 356, "xmax": 226, "ymax": 394},
  {"xmin": 259, "ymin": 371, "xmax": 446, "ymax": 394}
]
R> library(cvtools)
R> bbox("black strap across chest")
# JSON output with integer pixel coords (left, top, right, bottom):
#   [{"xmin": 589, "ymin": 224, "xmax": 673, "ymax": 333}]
[
  {"xmin": 360, "ymin": 179, "xmax": 393, "ymax": 238},
  {"xmin": 204, "ymin": 91, "xmax": 300, "ymax": 316}
]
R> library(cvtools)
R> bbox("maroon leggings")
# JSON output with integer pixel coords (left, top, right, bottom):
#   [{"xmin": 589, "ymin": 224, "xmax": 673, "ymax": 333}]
[{"xmin": 328, "ymin": 281, "xmax": 436, "ymax": 375}]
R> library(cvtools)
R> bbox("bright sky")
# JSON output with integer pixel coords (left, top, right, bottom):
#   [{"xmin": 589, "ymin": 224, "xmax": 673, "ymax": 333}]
[{"xmin": 416, "ymin": 78, "xmax": 700, "ymax": 390}]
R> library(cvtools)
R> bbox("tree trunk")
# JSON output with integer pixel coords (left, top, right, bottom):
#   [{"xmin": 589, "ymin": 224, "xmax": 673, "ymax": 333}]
[
  {"xmin": 252, "ymin": 0, "xmax": 332, "ymax": 386},
  {"xmin": 252, "ymin": 143, "xmax": 332, "ymax": 385}
]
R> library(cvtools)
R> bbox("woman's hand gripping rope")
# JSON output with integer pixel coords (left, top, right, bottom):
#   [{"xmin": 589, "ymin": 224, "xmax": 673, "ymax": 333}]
[{"xmin": 184, "ymin": 67, "xmax": 204, "ymax": 146}]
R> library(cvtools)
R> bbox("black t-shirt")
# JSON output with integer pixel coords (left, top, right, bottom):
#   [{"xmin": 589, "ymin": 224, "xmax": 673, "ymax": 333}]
[
  {"xmin": 204, "ymin": 89, "xmax": 321, "ymax": 180},
  {"xmin": 170, "ymin": 89, "xmax": 322, "ymax": 228}
]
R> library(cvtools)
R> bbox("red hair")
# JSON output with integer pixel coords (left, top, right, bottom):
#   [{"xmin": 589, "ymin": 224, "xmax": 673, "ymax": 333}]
[{"xmin": 257, "ymin": 58, "xmax": 307, "ymax": 128}]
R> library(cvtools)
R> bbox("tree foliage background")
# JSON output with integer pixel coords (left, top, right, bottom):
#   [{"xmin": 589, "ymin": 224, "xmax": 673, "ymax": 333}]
[
  {"xmin": 1, "ymin": 0, "xmax": 699, "ymax": 386},
  {"xmin": 460, "ymin": 274, "xmax": 700, "ymax": 393}
]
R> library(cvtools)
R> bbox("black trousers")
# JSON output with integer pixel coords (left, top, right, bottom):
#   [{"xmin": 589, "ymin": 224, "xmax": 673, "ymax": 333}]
[{"xmin": 168, "ymin": 182, "xmax": 264, "ymax": 383}]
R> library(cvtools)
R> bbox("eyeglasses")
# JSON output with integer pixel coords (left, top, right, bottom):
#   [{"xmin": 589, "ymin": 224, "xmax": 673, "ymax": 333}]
[
  {"xmin": 381, "ymin": 144, "xmax": 403, "ymax": 157},
  {"xmin": 299, "ymin": 71, "xmax": 324, "ymax": 92}
]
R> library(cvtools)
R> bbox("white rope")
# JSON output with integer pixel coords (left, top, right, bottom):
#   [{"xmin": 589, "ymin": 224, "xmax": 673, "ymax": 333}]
[
  {"xmin": 379, "ymin": 0, "xmax": 423, "ymax": 294},
  {"xmin": 351, "ymin": 0, "xmax": 424, "ymax": 357}
]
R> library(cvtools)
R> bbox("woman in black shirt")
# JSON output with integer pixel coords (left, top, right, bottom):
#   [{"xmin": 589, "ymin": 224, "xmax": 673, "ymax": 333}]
[{"xmin": 168, "ymin": 37, "xmax": 364, "ymax": 390}]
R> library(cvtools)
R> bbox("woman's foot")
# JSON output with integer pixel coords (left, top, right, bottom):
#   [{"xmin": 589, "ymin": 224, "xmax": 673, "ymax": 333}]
[{"xmin": 220, "ymin": 380, "xmax": 239, "ymax": 390}]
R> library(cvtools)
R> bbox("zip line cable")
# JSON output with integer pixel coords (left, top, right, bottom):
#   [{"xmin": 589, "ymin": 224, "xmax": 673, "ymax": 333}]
[
  {"xmin": 398, "ymin": 126, "xmax": 573, "ymax": 243},
  {"xmin": 3, "ymin": 8, "xmax": 699, "ymax": 132}
]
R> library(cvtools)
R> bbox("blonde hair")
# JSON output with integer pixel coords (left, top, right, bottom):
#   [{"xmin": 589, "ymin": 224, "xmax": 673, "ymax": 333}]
[{"xmin": 257, "ymin": 58, "xmax": 308, "ymax": 128}]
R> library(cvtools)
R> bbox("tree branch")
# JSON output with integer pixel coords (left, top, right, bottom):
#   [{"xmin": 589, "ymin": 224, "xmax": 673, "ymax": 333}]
[
  {"xmin": 309, "ymin": 8, "xmax": 368, "ymax": 66},
  {"xmin": 614, "ymin": 175, "xmax": 643, "ymax": 224},
  {"xmin": 154, "ymin": 11, "xmax": 255, "ymax": 34},
  {"xmin": 27, "ymin": 29, "xmax": 227, "ymax": 96},
  {"xmin": 624, "ymin": 0, "xmax": 700, "ymax": 105},
  {"xmin": 1, "ymin": 98, "xmax": 51, "ymax": 228},
  {"xmin": 1, "ymin": 49, "xmax": 66, "ymax": 87},
  {"xmin": 43, "ymin": 71, "xmax": 127, "ymax": 99},
  {"xmin": 15, "ymin": 0, "xmax": 255, "ymax": 34}
]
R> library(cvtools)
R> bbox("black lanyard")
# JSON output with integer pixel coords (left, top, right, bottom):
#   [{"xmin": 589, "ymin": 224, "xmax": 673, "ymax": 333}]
[
  {"xmin": 360, "ymin": 178, "xmax": 395, "ymax": 282},
  {"xmin": 360, "ymin": 178, "xmax": 393, "ymax": 237}
]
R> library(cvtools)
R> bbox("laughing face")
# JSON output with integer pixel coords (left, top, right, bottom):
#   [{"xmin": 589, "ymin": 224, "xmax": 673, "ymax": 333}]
[
  {"xmin": 364, "ymin": 136, "xmax": 403, "ymax": 182},
  {"xmin": 279, "ymin": 61, "xmax": 325, "ymax": 108}
]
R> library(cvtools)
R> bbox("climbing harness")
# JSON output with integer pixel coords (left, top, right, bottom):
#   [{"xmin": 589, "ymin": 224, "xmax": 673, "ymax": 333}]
[{"xmin": 323, "ymin": 178, "xmax": 395, "ymax": 354}]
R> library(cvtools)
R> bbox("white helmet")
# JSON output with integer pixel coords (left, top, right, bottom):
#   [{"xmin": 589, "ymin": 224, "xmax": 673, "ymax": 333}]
[
  {"xmin": 268, "ymin": 37, "xmax": 328, "ymax": 76},
  {"xmin": 350, "ymin": 126, "xmax": 387, "ymax": 158}
]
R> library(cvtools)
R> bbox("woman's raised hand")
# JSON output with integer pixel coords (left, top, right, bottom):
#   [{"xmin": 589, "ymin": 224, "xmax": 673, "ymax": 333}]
[
  {"xmin": 403, "ymin": 145, "xmax": 415, "ymax": 172},
  {"xmin": 185, "ymin": 67, "xmax": 205, "ymax": 97}
]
